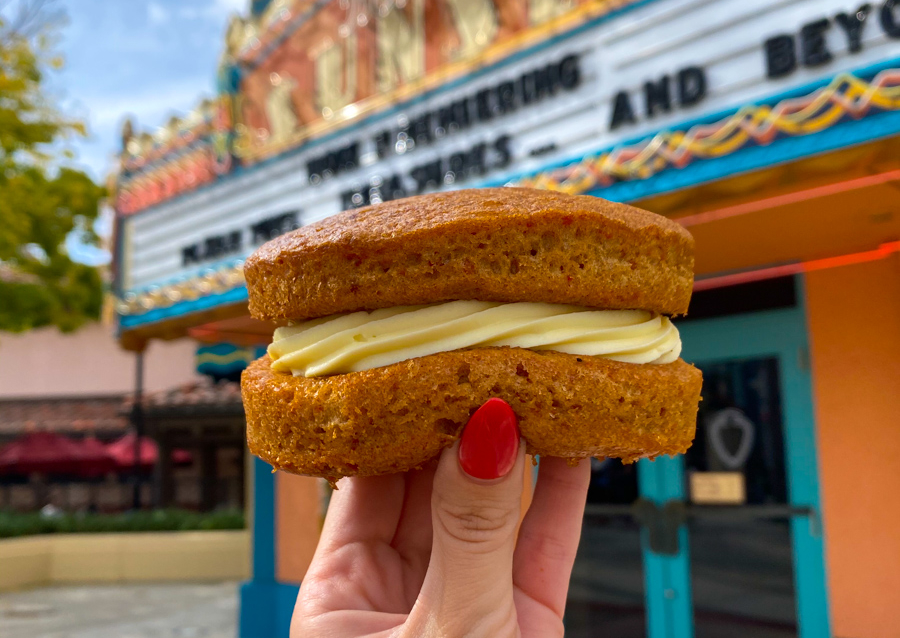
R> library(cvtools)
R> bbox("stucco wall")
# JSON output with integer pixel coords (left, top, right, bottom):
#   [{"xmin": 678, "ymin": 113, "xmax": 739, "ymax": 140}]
[
  {"xmin": 0, "ymin": 322, "xmax": 202, "ymax": 398},
  {"xmin": 806, "ymin": 255, "xmax": 900, "ymax": 638}
]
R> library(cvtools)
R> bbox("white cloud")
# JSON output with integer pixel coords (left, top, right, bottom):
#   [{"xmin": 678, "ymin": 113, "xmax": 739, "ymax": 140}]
[
  {"xmin": 87, "ymin": 80, "xmax": 213, "ymax": 129},
  {"xmin": 177, "ymin": 0, "xmax": 250, "ymax": 23},
  {"xmin": 181, "ymin": 0, "xmax": 247, "ymax": 21},
  {"xmin": 215, "ymin": 0, "xmax": 248, "ymax": 14},
  {"xmin": 147, "ymin": 2, "xmax": 170, "ymax": 26}
]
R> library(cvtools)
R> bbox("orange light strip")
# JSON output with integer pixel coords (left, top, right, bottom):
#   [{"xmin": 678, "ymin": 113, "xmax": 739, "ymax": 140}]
[
  {"xmin": 676, "ymin": 169, "xmax": 900, "ymax": 228},
  {"xmin": 693, "ymin": 241, "xmax": 900, "ymax": 291},
  {"xmin": 804, "ymin": 240, "xmax": 900, "ymax": 271}
]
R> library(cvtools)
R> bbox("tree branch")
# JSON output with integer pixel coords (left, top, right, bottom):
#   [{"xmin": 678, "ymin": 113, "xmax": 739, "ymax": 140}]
[{"xmin": 0, "ymin": 0, "xmax": 66, "ymax": 42}]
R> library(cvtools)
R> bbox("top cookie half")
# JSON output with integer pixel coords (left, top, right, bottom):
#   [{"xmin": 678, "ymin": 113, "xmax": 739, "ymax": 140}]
[{"xmin": 245, "ymin": 188, "xmax": 694, "ymax": 321}]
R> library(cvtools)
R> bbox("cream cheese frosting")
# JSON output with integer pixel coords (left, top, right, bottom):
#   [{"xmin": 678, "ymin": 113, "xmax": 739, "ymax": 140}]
[{"xmin": 268, "ymin": 300, "xmax": 682, "ymax": 378}]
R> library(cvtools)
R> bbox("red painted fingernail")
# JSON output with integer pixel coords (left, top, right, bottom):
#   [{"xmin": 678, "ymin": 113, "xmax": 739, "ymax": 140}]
[{"xmin": 459, "ymin": 398, "xmax": 520, "ymax": 480}]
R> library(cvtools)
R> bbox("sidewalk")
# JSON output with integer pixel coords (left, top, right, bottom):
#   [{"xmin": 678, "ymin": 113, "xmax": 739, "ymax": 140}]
[{"xmin": 0, "ymin": 582, "xmax": 238, "ymax": 638}]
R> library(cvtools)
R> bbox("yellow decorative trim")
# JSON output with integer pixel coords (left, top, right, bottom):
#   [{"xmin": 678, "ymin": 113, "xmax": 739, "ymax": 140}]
[
  {"xmin": 117, "ymin": 70, "xmax": 900, "ymax": 318},
  {"xmin": 515, "ymin": 70, "xmax": 900, "ymax": 194},
  {"xmin": 117, "ymin": 263, "xmax": 246, "ymax": 317},
  {"xmin": 196, "ymin": 349, "xmax": 257, "ymax": 366}
]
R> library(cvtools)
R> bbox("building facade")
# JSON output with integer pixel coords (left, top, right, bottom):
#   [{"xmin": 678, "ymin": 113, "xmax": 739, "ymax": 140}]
[
  {"xmin": 0, "ymin": 325, "xmax": 248, "ymax": 513},
  {"xmin": 112, "ymin": 0, "xmax": 900, "ymax": 636}
]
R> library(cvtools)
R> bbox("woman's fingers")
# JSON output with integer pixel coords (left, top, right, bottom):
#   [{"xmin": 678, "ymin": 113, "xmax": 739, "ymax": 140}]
[
  {"xmin": 317, "ymin": 472, "xmax": 405, "ymax": 552},
  {"xmin": 513, "ymin": 455, "xmax": 591, "ymax": 617},
  {"xmin": 391, "ymin": 461, "xmax": 437, "ymax": 569},
  {"xmin": 405, "ymin": 399, "xmax": 525, "ymax": 638}
]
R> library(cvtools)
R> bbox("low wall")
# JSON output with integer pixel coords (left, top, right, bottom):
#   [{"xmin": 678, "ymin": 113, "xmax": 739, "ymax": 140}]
[{"xmin": 0, "ymin": 530, "xmax": 250, "ymax": 591}]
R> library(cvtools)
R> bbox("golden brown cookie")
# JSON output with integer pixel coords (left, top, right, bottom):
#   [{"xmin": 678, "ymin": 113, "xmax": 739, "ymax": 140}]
[
  {"xmin": 242, "ymin": 351, "xmax": 702, "ymax": 481},
  {"xmin": 241, "ymin": 188, "xmax": 701, "ymax": 479},
  {"xmin": 244, "ymin": 187, "xmax": 694, "ymax": 322}
]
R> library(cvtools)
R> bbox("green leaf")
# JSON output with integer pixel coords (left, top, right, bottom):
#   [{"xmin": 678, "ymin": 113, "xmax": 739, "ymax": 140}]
[{"xmin": 0, "ymin": 20, "xmax": 106, "ymax": 333}]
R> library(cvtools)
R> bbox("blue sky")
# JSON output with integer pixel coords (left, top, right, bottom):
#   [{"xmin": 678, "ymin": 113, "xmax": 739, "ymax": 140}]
[
  {"xmin": 38, "ymin": 0, "xmax": 245, "ymax": 263},
  {"xmin": 56, "ymin": 0, "xmax": 244, "ymax": 180}
]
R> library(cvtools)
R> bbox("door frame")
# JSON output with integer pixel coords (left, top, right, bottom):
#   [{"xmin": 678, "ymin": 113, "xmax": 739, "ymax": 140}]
[{"xmin": 638, "ymin": 275, "xmax": 831, "ymax": 638}]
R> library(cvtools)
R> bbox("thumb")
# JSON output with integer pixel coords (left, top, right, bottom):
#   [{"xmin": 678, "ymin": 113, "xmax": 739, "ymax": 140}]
[{"xmin": 409, "ymin": 398, "xmax": 525, "ymax": 638}]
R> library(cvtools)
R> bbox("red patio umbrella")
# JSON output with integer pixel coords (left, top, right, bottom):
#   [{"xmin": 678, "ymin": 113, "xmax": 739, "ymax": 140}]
[
  {"xmin": 0, "ymin": 432, "xmax": 116, "ymax": 476},
  {"xmin": 76, "ymin": 436, "xmax": 118, "ymax": 478},
  {"xmin": 106, "ymin": 432, "xmax": 192, "ymax": 470}
]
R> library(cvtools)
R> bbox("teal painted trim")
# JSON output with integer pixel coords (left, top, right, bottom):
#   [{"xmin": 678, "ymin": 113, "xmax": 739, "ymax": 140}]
[
  {"xmin": 786, "ymin": 275, "xmax": 832, "ymax": 638},
  {"xmin": 252, "ymin": 456, "xmax": 276, "ymax": 583},
  {"xmin": 582, "ymin": 107, "xmax": 900, "ymax": 204},
  {"xmin": 119, "ymin": 285, "xmax": 248, "ymax": 330},
  {"xmin": 197, "ymin": 361, "xmax": 249, "ymax": 375},
  {"xmin": 196, "ymin": 343, "xmax": 267, "ymax": 358},
  {"xmin": 238, "ymin": 581, "xmax": 298, "ymax": 638},
  {"xmin": 680, "ymin": 307, "xmax": 806, "ymax": 364},
  {"xmin": 638, "ymin": 456, "xmax": 694, "ymax": 638},
  {"xmin": 196, "ymin": 342, "xmax": 252, "ymax": 356},
  {"xmin": 196, "ymin": 342, "xmax": 256, "ymax": 375},
  {"xmin": 677, "ymin": 289, "xmax": 831, "ymax": 638}
]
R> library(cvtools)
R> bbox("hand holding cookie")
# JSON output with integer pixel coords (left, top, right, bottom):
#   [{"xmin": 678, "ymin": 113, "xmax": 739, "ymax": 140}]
[
  {"xmin": 241, "ymin": 187, "xmax": 700, "ymax": 637},
  {"xmin": 290, "ymin": 399, "xmax": 591, "ymax": 638}
]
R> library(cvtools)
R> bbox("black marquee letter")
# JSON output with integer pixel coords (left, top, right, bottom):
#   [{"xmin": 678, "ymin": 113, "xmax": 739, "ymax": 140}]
[
  {"xmin": 800, "ymin": 19, "xmax": 833, "ymax": 66},
  {"xmin": 182, "ymin": 245, "xmax": 199, "ymax": 266},
  {"xmin": 437, "ymin": 99, "xmax": 470, "ymax": 134},
  {"xmin": 410, "ymin": 159, "xmax": 443, "ymax": 193},
  {"xmin": 228, "ymin": 230, "xmax": 243, "ymax": 253},
  {"xmin": 678, "ymin": 66, "xmax": 707, "ymax": 107},
  {"xmin": 609, "ymin": 91, "xmax": 637, "ymax": 130},
  {"xmin": 496, "ymin": 81, "xmax": 517, "ymax": 114},
  {"xmin": 558, "ymin": 54, "xmax": 581, "ymax": 90},
  {"xmin": 493, "ymin": 135, "xmax": 512, "ymax": 169},
  {"xmin": 468, "ymin": 143, "xmax": 487, "ymax": 176},
  {"xmin": 836, "ymin": 4, "xmax": 872, "ymax": 53},
  {"xmin": 881, "ymin": 0, "xmax": 900, "ymax": 37},
  {"xmin": 410, "ymin": 114, "xmax": 432, "ymax": 145},
  {"xmin": 336, "ymin": 142, "xmax": 359, "ymax": 171},
  {"xmin": 374, "ymin": 130, "xmax": 392, "ymax": 158},
  {"xmin": 474, "ymin": 88, "xmax": 494, "ymax": 121},
  {"xmin": 533, "ymin": 65, "xmax": 557, "ymax": 101},
  {"xmin": 765, "ymin": 34, "xmax": 797, "ymax": 79},
  {"xmin": 644, "ymin": 75, "xmax": 672, "ymax": 118},
  {"xmin": 384, "ymin": 174, "xmax": 406, "ymax": 201}
]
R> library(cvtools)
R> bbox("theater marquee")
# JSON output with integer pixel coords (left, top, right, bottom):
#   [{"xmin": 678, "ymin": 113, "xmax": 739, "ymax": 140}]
[{"xmin": 116, "ymin": 0, "xmax": 900, "ymax": 316}]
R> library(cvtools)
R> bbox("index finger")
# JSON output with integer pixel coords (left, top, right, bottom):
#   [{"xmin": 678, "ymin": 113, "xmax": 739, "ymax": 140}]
[
  {"xmin": 512, "ymin": 456, "xmax": 591, "ymax": 617},
  {"xmin": 318, "ymin": 473, "xmax": 405, "ymax": 551}
]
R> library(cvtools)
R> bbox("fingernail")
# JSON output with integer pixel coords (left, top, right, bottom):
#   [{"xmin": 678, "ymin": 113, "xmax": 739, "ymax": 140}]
[{"xmin": 459, "ymin": 398, "xmax": 520, "ymax": 480}]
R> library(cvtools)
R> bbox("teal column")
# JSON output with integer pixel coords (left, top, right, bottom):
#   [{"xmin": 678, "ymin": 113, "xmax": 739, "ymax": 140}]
[
  {"xmin": 638, "ymin": 456, "xmax": 694, "ymax": 638},
  {"xmin": 239, "ymin": 458, "xmax": 299, "ymax": 638},
  {"xmin": 785, "ymin": 276, "xmax": 831, "ymax": 638}
]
